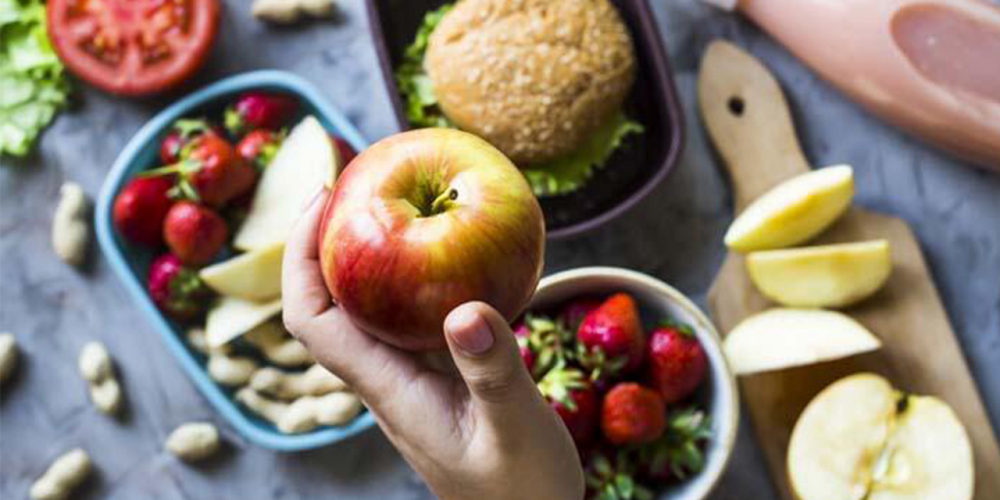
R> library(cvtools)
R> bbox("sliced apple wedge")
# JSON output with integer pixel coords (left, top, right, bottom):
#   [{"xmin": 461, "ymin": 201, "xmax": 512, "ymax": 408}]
[
  {"xmin": 206, "ymin": 296, "xmax": 282, "ymax": 348},
  {"xmin": 789, "ymin": 373, "xmax": 973, "ymax": 500},
  {"xmin": 725, "ymin": 165, "xmax": 854, "ymax": 252},
  {"xmin": 199, "ymin": 244, "xmax": 285, "ymax": 301},
  {"xmin": 746, "ymin": 240, "xmax": 892, "ymax": 308},
  {"xmin": 233, "ymin": 116, "xmax": 341, "ymax": 251},
  {"xmin": 724, "ymin": 308, "xmax": 880, "ymax": 375}
]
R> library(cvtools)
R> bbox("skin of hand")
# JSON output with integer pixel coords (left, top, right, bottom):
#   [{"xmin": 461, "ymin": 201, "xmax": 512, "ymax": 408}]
[{"xmin": 282, "ymin": 188, "xmax": 585, "ymax": 500}]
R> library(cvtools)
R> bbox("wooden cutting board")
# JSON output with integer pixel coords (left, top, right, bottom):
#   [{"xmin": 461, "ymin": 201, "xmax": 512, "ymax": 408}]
[{"xmin": 699, "ymin": 41, "xmax": 1000, "ymax": 500}]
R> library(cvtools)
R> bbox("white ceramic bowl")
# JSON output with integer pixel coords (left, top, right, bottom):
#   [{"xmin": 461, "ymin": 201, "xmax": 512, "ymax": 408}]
[{"xmin": 531, "ymin": 267, "xmax": 739, "ymax": 500}]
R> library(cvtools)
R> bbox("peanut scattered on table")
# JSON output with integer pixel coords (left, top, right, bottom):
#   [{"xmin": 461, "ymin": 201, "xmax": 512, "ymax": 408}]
[
  {"xmin": 78, "ymin": 341, "xmax": 122, "ymax": 415},
  {"xmin": 0, "ymin": 332, "xmax": 18, "ymax": 384},
  {"xmin": 30, "ymin": 448, "xmax": 92, "ymax": 500},
  {"xmin": 252, "ymin": 0, "xmax": 335, "ymax": 24},
  {"xmin": 165, "ymin": 422, "xmax": 221, "ymax": 462},
  {"xmin": 51, "ymin": 183, "xmax": 90, "ymax": 267}
]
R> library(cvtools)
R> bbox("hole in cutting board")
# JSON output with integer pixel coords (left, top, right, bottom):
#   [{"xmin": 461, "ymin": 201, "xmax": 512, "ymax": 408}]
[{"xmin": 728, "ymin": 96, "xmax": 745, "ymax": 116}]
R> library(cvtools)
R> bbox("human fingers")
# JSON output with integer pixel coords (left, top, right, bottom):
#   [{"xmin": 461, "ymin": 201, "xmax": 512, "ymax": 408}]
[
  {"xmin": 282, "ymin": 187, "xmax": 333, "ymax": 328},
  {"xmin": 442, "ymin": 302, "xmax": 541, "ymax": 423}
]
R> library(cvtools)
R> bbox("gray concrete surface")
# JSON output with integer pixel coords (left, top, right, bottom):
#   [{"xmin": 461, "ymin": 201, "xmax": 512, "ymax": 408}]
[{"xmin": 2, "ymin": 1, "xmax": 998, "ymax": 499}]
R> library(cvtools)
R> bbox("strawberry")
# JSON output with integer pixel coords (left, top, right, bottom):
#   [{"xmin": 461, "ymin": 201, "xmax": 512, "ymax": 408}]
[
  {"xmin": 159, "ymin": 119, "xmax": 218, "ymax": 164},
  {"xmin": 113, "ymin": 177, "xmax": 174, "ymax": 247},
  {"xmin": 646, "ymin": 322, "xmax": 707, "ymax": 404},
  {"xmin": 538, "ymin": 366, "xmax": 600, "ymax": 450},
  {"xmin": 163, "ymin": 201, "xmax": 228, "ymax": 266},
  {"xmin": 577, "ymin": 293, "xmax": 646, "ymax": 380},
  {"xmin": 601, "ymin": 382, "xmax": 666, "ymax": 446},
  {"xmin": 160, "ymin": 130, "xmax": 185, "ymax": 165},
  {"xmin": 332, "ymin": 135, "xmax": 357, "ymax": 166},
  {"xmin": 147, "ymin": 253, "xmax": 211, "ymax": 321},
  {"xmin": 236, "ymin": 129, "xmax": 282, "ymax": 170},
  {"xmin": 147, "ymin": 132, "xmax": 258, "ymax": 208},
  {"xmin": 561, "ymin": 297, "xmax": 602, "ymax": 331},
  {"xmin": 639, "ymin": 407, "xmax": 712, "ymax": 482},
  {"xmin": 225, "ymin": 92, "xmax": 298, "ymax": 136},
  {"xmin": 513, "ymin": 323, "xmax": 536, "ymax": 374},
  {"xmin": 584, "ymin": 450, "xmax": 654, "ymax": 500},
  {"xmin": 186, "ymin": 133, "xmax": 257, "ymax": 207}
]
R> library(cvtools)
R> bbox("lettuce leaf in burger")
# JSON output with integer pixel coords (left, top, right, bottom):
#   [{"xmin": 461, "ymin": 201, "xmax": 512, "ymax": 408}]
[{"xmin": 395, "ymin": 0, "xmax": 643, "ymax": 197}]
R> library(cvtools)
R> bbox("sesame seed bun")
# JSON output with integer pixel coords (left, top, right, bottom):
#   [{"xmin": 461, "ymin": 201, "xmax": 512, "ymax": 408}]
[{"xmin": 425, "ymin": 0, "xmax": 636, "ymax": 166}]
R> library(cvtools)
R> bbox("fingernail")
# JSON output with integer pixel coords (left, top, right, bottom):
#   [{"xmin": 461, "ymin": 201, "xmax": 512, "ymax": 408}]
[
  {"xmin": 301, "ymin": 185, "xmax": 325, "ymax": 212},
  {"xmin": 448, "ymin": 307, "xmax": 494, "ymax": 355}
]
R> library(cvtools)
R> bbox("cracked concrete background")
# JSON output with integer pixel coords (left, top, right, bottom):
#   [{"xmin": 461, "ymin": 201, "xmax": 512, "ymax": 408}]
[{"xmin": 2, "ymin": 1, "xmax": 998, "ymax": 499}]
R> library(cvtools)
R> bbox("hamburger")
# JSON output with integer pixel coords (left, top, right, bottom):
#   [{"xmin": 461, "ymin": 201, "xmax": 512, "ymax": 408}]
[{"xmin": 396, "ymin": 0, "xmax": 642, "ymax": 196}]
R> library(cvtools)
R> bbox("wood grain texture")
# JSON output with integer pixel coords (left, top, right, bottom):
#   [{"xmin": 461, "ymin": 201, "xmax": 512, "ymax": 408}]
[{"xmin": 700, "ymin": 41, "xmax": 1000, "ymax": 500}]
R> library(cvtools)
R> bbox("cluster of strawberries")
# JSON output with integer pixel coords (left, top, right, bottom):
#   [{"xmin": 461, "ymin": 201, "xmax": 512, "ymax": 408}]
[
  {"xmin": 517, "ymin": 293, "xmax": 711, "ymax": 500},
  {"xmin": 111, "ymin": 91, "xmax": 355, "ymax": 322}
]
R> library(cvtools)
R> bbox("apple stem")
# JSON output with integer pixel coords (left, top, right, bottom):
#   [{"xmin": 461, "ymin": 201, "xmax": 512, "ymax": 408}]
[{"xmin": 429, "ymin": 188, "xmax": 458, "ymax": 215}]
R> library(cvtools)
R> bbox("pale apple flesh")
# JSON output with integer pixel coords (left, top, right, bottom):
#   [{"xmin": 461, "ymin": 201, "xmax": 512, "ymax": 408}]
[
  {"xmin": 868, "ymin": 396, "xmax": 974, "ymax": 500},
  {"xmin": 235, "ymin": 116, "xmax": 341, "ymax": 251},
  {"xmin": 788, "ymin": 373, "xmax": 897, "ymax": 500},
  {"xmin": 318, "ymin": 128, "xmax": 545, "ymax": 351},
  {"xmin": 723, "ymin": 308, "xmax": 881, "ymax": 375},
  {"xmin": 788, "ymin": 373, "xmax": 974, "ymax": 500},
  {"xmin": 725, "ymin": 165, "xmax": 854, "ymax": 252},
  {"xmin": 199, "ymin": 243, "xmax": 285, "ymax": 302},
  {"xmin": 206, "ymin": 295, "xmax": 283, "ymax": 348},
  {"xmin": 746, "ymin": 240, "xmax": 892, "ymax": 308}
]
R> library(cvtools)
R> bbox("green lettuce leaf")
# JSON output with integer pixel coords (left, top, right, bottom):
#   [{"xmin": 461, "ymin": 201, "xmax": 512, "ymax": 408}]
[
  {"xmin": 0, "ymin": 0, "xmax": 70, "ymax": 158},
  {"xmin": 394, "ymin": 2, "xmax": 643, "ymax": 197},
  {"xmin": 395, "ymin": 3, "xmax": 454, "ymax": 129},
  {"xmin": 522, "ymin": 113, "xmax": 643, "ymax": 197}
]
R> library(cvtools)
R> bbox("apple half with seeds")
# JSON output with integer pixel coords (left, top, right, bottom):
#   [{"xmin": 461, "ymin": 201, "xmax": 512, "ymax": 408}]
[{"xmin": 788, "ymin": 373, "xmax": 973, "ymax": 500}]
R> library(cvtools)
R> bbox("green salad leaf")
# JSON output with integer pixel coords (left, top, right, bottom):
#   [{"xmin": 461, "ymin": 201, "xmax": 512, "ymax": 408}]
[
  {"xmin": 0, "ymin": 0, "xmax": 70, "ymax": 158},
  {"xmin": 395, "ymin": 3, "xmax": 454, "ymax": 129},
  {"xmin": 523, "ymin": 113, "xmax": 643, "ymax": 197},
  {"xmin": 394, "ymin": 2, "xmax": 643, "ymax": 197}
]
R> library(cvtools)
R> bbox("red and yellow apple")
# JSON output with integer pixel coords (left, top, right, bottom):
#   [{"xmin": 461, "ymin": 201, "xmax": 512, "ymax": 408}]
[{"xmin": 317, "ymin": 128, "xmax": 545, "ymax": 351}]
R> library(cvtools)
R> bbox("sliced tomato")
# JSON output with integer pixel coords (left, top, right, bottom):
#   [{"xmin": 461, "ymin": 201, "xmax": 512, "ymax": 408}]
[{"xmin": 47, "ymin": 0, "xmax": 220, "ymax": 96}]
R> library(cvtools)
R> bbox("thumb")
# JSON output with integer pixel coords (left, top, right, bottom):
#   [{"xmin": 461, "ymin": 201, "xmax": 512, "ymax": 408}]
[{"xmin": 443, "ymin": 302, "xmax": 537, "ymax": 415}]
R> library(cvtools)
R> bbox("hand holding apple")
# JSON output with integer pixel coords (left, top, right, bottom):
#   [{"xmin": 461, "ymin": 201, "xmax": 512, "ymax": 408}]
[
  {"xmin": 317, "ymin": 128, "xmax": 545, "ymax": 350},
  {"xmin": 283, "ymin": 191, "xmax": 583, "ymax": 500}
]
